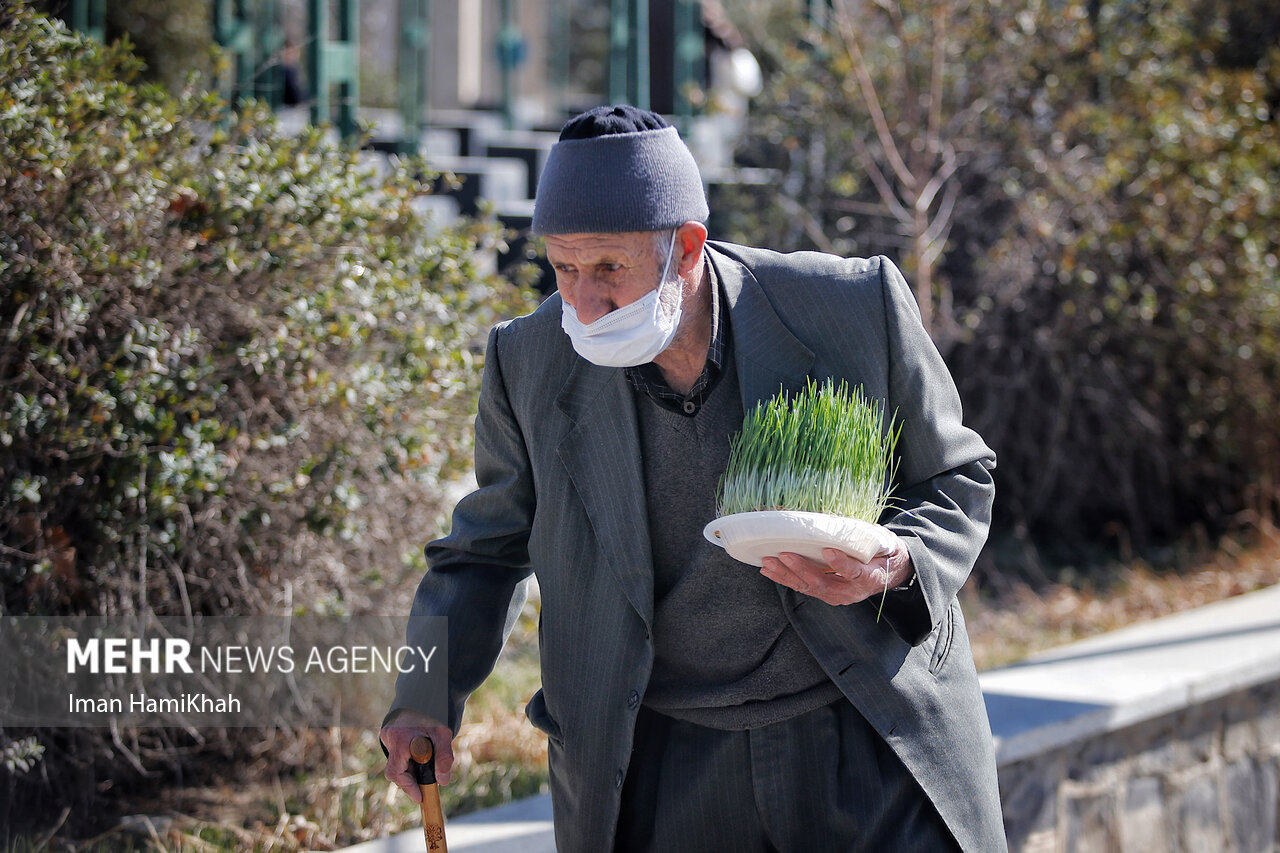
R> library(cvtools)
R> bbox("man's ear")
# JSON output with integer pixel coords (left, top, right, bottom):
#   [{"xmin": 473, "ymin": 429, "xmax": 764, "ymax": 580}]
[{"xmin": 675, "ymin": 221, "xmax": 709, "ymax": 275}]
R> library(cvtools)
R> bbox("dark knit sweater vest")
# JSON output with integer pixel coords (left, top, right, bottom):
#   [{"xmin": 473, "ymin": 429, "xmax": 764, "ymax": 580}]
[{"xmin": 636, "ymin": 354, "xmax": 842, "ymax": 730}]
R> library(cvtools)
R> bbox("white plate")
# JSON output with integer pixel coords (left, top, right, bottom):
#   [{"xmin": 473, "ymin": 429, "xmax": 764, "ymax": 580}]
[{"xmin": 703, "ymin": 510, "xmax": 895, "ymax": 567}]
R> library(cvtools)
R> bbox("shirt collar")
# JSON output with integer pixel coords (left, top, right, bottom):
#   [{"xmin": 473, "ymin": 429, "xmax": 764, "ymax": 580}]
[{"xmin": 625, "ymin": 258, "xmax": 728, "ymax": 416}]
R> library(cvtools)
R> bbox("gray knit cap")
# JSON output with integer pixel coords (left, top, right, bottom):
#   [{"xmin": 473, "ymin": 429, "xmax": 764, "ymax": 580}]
[{"xmin": 532, "ymin": 122, "xmax": 709, "ymax": 235}]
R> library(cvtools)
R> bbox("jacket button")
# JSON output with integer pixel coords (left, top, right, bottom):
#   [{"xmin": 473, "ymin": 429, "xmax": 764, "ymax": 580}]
[
  {"xmin": 616, "ymin": 769, "xmax": 625, "ymax": 787},
  {"xmin": 627, "ymin": 690, "xmax": 640, "ymax": 709}
]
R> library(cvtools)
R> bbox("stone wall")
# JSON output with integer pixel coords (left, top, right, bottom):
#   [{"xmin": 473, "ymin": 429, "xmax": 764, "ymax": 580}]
[{"xmin": 999, "ymin": 678, "xmax": 1280, "ymax": 852}]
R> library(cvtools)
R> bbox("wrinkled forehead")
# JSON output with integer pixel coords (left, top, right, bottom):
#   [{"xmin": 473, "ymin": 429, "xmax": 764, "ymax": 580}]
[{"xmin": 543, "ymin": 232, "xmax": 660, "ymax": 264}]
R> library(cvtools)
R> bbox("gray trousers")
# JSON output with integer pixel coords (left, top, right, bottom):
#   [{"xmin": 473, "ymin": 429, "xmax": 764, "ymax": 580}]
[{"xmin": 614, "ymin": 698, "xmax": 961, "ymax": 853}]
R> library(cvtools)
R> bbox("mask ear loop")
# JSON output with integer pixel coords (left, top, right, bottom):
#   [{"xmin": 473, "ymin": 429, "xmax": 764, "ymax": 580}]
[
  {"xmin": 661, "ymin": 228, "xmax": 679, "ymax": 280},
  {"xmin": 656, "ymin": 228, "xmax": 681, "ymax": 317}
]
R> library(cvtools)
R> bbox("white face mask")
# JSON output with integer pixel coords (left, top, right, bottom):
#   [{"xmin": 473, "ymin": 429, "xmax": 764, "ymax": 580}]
[{"xmin": 560, "ymin": 230, "xmax": 683, "ymax": 368}]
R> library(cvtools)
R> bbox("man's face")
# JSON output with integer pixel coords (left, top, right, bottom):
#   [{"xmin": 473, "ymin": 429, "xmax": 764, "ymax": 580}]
[{"xmin": 545, "ymin": 232, "xmax": 667, "ymax": 326}]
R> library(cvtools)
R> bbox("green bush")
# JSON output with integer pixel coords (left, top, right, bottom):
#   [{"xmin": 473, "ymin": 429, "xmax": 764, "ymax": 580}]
[
  {"xmin": 948, "ymin": 0, "xmax": 1280, "ymax": 550},
  {"xmin": 0, "ymin": 3, "xmax": 533, "ymax": 829}
]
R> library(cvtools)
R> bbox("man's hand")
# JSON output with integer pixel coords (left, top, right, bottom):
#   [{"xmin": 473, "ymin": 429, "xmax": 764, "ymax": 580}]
[
  {"xmin": 760, "ymin": 535, "xmax": 914, "ymax": 607},
  {"xmin": 380, "ymin": 708, "xmax": 455, "ymax": 803}
]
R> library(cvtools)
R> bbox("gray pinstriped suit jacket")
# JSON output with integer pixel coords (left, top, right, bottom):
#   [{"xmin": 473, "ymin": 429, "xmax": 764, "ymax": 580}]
[{"xmin": 392, "ymin": 242, "xmax": 1006, "ymax": 852}]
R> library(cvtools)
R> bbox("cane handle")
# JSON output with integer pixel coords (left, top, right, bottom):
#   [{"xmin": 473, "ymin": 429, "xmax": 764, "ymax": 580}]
[
  {"xmin": 408, "ymin": 735, "xmax": 447, "ymax": 852},
  {"xmin": 410, "ymin": 735, "xmax": 434, "ymax": 765}
]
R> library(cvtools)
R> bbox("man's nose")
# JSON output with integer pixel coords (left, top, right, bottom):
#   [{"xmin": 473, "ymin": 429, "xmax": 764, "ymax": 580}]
[{"xmin": 573, "ymin": 283, "xmax": 615, "ymax": 325}]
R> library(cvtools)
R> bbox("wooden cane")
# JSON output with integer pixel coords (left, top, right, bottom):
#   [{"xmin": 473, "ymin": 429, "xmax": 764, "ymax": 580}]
[{"xmin": 409, "ymin": 735, "xmax": 448, "ymax": 852}]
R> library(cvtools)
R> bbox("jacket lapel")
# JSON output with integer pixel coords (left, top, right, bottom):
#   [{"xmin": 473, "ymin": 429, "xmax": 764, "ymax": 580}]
[
  {"xmin": 555, "ymin": 357, "xmax": 654, "ymax": 627},
  {"xmin": 710, "ymin": 246, "xmax": 817, "ymax": 616},
  {"xmin": 709, "ymin": 245, "xmax": 816, "ymax": 410}
]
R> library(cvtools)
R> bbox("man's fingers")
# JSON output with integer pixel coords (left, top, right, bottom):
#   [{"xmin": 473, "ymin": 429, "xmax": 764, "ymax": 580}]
[
  {"xmin": 763, "ymin": 550, "xmax": 890, "ymax": 605},
  {"xmin": 385, "ymin": 762, "xmax": 423, "ymax": 803},
  {"xmin": 761, "ymin": 555, "xmax": 809, "ymax": 591},
  {"xmin": 418, "ymin": 726, "xmax": 455, "ymax": 785},
  {"xmin": 821, "ymin": 547, "xmax": 866, "ymax": 579},
  {"xmin": 432, "ymin": 735, "xmax": 455, "ymax": 784},
  {"xmin": 381, "ymin": 733, "xmax": 424, "ymax": 804},
  {"xmin": 764, "ymin": 553, "xmax": 842, "ymax": 599}
]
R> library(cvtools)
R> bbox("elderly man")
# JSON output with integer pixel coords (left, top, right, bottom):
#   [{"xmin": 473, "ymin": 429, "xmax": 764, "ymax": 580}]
[{"xmin": 381, "ymin": 105, "xmax": 1005, "ymax": 852}]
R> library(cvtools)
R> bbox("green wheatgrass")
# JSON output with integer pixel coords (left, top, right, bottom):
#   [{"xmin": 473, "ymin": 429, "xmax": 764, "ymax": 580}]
[{"xmin": 717, "ymin": 379, "xmax": 900, "ymax": 522}]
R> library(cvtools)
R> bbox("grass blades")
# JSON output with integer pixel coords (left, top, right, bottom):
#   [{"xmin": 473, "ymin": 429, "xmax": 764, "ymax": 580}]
[{"xmin": 717, "ymin": 379, "xmax": 900, "ymax": 522}]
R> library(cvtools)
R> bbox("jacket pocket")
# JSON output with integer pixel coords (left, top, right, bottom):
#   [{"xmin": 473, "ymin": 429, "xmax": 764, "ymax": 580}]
[
  {"xmin": 929, "ymin": 601, "xmax": 956, "ymax": 676},
  {"xmin": 524, "ymin": 688, "xmax": 565, "ymax": 745}
]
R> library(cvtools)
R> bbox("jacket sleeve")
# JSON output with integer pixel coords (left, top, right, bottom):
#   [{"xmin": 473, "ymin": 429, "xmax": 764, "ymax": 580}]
[
  {"xmin": 872, "ymin": 259, "xmax": 996, "ymax": 645},
  {"xmin": 388, "ymin": 323, "xmax": 535, "ymax": 732}
]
